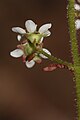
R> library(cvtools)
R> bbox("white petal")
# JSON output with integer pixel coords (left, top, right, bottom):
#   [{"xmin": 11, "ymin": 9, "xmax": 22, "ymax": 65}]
[
  {"xmin": 74, "ymin": 4, "xmax": 80, "ymax": 11},
  {"xmin": 39, "ymin": 23, "xmax": 52, "ymax": 34},
  {"xmin": 43, "ymin": 30, "xmax": 51, "ymax": 36},
  {"xmin": 12, "ymin": 27, "xmax": 26, "ymax": 34},
  {"xmin": 25, "ymin": 60, "xmax": 35, "ymax": 68},
  {"xmin": 39, "ymin": 48, "xmax": 51, "ymax": 59},
  {"xmin": 39, "ymin": 37, "xmax": 44, "ymax": 43},
  {"xmin": 10, "ymin": 49, "xmax": 24, "ymax": 58},
  {"xmin": 17, "ymin": 35, "xmax": 22, "ymax": 41},
  {"xmin": 25, "ymin": 20, "xmax": 37, "ymax": 33},
  {"xmin": 75, "ymin": 19, "xmax": 80, "ymax": 30}
]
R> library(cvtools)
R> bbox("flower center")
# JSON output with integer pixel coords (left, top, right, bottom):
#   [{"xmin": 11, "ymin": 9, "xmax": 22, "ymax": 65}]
[{"xmin": 27, "ymin": 33, "xmax": 42, "ymax": 43}]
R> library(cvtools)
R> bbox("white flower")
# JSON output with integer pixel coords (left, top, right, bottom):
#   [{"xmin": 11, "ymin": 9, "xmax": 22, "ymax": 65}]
[
  {"xmin": 12, "ymin": 20, "xmax": 52, "ymax": 42},
  {"xmin": 11, "ymin": 20, "xmax": 52, "ymax": 69},
  {"xmin": 74, "ymin": 4, "xmax": 80, "ymax": 11},
  {"xmin": 75, "ymin": 19, "xmax": 80, "ymax": 30},
  {"xmin": 10, "ymin": 48, "xmax": 51, "ymax": 68}
]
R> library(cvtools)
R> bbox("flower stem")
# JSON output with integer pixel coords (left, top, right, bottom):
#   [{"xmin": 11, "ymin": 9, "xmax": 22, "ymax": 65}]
[
  {"xmin": 39, "ymin": 49, "xmax": 73, "ymax": 70},
  {"xmin": 68, "ymin": 0, "xmax": 80, "ymax": 119}
]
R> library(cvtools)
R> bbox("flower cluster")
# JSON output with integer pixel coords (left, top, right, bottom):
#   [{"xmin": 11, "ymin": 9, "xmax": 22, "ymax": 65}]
[
  {"xmin": 74, "ymin": 3, "xmax": 80, "ymax": 29},
  {"xmin": 10, "ymin": 20, "xmax": 52, "ymax": 68}
]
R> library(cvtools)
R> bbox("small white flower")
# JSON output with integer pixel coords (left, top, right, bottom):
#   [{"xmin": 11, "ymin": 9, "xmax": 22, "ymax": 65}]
[
  {"xmin": 12, "ymin": 20, "xmax": 52, "ymax": 41},
  {"xmin": 75, "ymin": 19, "xmax": 80, "ymax": 30},
  {"xmin": 10, "ymin": 47, "xmax": 51, "ymax": 68},
  {"xmin": 74, "ymin": 4, "xmax": 80, "ymax": 11},
  {"xmin": 10, "ymin": 48, "xmax": 35, "ymax": 68},
  {"xmin": 25, "ymin": 48, "xmax": 51, "ymax": 68},
  {"xmin": 11, "ymin": 20, "xmax": 52, "ymax": 69}
]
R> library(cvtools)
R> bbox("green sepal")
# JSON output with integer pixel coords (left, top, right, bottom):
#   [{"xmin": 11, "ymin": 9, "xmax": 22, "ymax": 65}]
[
  {"xmin": 24, "ymin": 43, "xmax": 35, "ymax": 56},
  {"xmin": 26, "ymin": 33, "xmax": 43, "ymax": 44},
  {"xmin": 33, "ymin": 55, "xmax": 41, "ymax": 61}
]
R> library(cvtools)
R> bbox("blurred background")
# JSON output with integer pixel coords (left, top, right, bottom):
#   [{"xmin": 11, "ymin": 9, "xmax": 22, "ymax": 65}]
[{"xmin": 0, "ymin": 0, "xmax": 76, "ymax": 120}]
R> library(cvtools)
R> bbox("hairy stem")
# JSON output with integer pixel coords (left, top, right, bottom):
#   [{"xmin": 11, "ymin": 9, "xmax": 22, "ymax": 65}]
[
  {"xmin": 68, "ymin": 0, "xmax": 80, "ymax": 119},
  {"xmin": 39, "ymin": 49, "xmax": 73, "ymax": 70}
]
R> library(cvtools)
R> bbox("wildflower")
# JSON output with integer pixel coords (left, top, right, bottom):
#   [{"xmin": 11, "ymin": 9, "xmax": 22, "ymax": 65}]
[
  {"xmin": 10, "ymin": 20, "xmax": 52, "ymax": 68},
  {"xmin": 12, "ymin": 20, "xmax": 52, "ymax": 43},
  {"xmin": 10, "ymin": 46, "xmax": 51, "ymax": 68}
]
